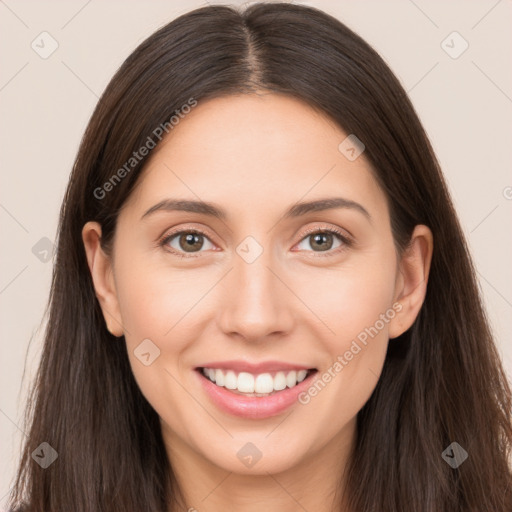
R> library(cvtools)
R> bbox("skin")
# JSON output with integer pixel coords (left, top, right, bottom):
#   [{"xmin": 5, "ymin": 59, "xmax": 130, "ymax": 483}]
[{"xmin": 83, "ymin": 92, "xmax": 433, "ymax": 512}]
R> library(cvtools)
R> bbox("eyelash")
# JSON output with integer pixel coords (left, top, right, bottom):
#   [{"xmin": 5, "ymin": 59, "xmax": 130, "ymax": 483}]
[{"xmin": 158, "ymin": 225, "xmax": 353, "ymax": 259}]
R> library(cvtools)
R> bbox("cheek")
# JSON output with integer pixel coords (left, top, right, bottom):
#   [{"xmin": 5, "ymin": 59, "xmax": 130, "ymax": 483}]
[
  {"xmin": 295, "ymin": 251, "xmax": 397, "ymax": 346},
  {"xmin": 112, "ymin": 257, "xmax": 203, "ymax": 428},
  {"xmin": 112, "ymin": 255, "xmax": 219, "ymax": 408},
  {"xmin": 114, "ymin": 251, "xmax": 204, "ymax": 345},
  {"xmin": 293, "ymin": 248, "xmax": 397, "ymax": 419}
]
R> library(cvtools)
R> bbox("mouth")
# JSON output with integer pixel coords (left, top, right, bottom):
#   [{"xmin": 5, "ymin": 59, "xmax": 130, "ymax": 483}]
[
  {"xmin": 194, "ymin": 364, "xmax": 318, "ymax": 419},
  {"xmin": 196, "ymin": 367, "xmax": 318, "ymax": 397}
]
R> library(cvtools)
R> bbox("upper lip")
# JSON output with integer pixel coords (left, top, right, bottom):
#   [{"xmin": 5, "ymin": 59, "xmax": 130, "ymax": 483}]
[{"xmin": 196, "ymin": 360, "xmax": 316, "ymax": 374}]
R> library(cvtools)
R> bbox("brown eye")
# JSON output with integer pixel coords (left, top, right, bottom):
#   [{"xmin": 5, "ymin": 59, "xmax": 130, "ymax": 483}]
[
  {"xmin": 308, "ymin": 232, "xmax": 335, "ymax": 251},
  {"xmin": 295, "ymin": 228, "xmax": 350, "ymax": 254},
  {"xmin": 163, "ymin": 230, "xmax": 215, "ymax": 254}
]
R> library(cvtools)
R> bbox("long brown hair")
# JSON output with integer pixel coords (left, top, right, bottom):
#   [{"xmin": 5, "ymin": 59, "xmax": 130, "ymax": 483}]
[{"xmin": 8, "ymin": 2, "xmax": 512, "ymax": 511}]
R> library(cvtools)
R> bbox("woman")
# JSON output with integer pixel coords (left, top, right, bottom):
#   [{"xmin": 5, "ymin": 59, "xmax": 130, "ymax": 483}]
[{"xmin": 8, "ymin": 2, "xmax": 512, "ymax": 511}]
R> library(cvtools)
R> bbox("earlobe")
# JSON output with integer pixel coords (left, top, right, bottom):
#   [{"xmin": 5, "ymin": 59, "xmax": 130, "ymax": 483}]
[
  {"xmin": 388, "ymin": 224, "xmax": 434, "ymax": 339},
  {"xmin": 82, "ymin": 221, "xmax": 124, "ymax": 337}
]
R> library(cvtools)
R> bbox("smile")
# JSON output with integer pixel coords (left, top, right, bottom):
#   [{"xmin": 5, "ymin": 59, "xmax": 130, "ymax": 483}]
[
  {"xmin": 195, "ymin": 363, "xmax": 318, "ymax": 419},
  {"xmin": 200, "ymin": 367, "xmax": 314, "ymax": 396}
]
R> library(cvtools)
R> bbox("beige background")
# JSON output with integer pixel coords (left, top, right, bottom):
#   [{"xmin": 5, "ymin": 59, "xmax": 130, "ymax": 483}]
[{"xmin": 1, "ymin": 0, "xmax": 511, "ymax": 505}]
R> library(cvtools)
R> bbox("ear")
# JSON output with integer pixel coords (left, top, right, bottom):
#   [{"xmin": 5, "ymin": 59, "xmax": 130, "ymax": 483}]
[
  {"xmin": 388, "ymin": 224, "xmax": 433, "ymax": 339},
  {"xmin": 82, "ymin": 221, "xmax": 124, "ymax": 337}
]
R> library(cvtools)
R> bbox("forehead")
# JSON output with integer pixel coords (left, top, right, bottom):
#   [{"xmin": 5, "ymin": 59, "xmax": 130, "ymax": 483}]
[
  {"xmin": 151, "ymin": 92, "xmax": 345, "ymax": 168},
  {"xmin": 122, "ymin": 93, "xmax": 388, "ymax": 223}
]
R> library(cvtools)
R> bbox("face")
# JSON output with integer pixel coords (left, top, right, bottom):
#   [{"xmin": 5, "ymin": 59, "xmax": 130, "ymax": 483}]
[{"xmin": 83, "ymin": 92, "xmax": 432, "ymax": 477}]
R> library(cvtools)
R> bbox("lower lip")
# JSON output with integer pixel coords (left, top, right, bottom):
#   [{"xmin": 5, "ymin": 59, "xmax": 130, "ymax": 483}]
[{"xmin": 195, "ymin": 369, "xmax": 317, "ymax": 419}]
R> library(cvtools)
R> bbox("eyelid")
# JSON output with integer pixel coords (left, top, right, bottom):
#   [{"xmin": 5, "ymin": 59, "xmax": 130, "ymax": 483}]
[
  {"xmin": 158, "ymin": 223, "xmax": 353, "ymax": 257},
  {"xmin": 298, "ymin": 224, "xmax": 352, "ymax": 242},
  {"xmin": 293, "ymin": 224, "xmax": 353, "ymax": 257},
  {"xmin": 158, "ymin": 225, "xmax": 216, "ymax": 257}
]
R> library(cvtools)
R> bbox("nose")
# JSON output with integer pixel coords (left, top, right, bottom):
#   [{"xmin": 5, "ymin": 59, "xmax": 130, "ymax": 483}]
[{"xmin": 217, "ymin": 249, "xmax": 295, "ymax": 343}]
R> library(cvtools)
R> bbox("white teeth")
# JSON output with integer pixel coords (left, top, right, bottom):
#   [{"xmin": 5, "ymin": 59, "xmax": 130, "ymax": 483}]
[
  {"xmin": 237, "ymin": 372, "xmax": 254, "ymax": 393},
  {"xmin": 286, "ymin": 371, "xmax": 297, "ymax": 388},
  {"xmin": 254, "ymin": 373, "xmax": 274, "ymax": 394},
  {"xmin": 297, "ymin": 369, "xmax": 308, "ymax": 383},
  {"xmin": 274, "ymin": 371, "xmax": 287, "ymax": 390},
  {"xmin": 201, "ymin": 367, "xmax": 312, "ymax": 394},
  {"xmin": 215, "ymin": 369, "xmax": 225, "ymax": 387},
  {"xmin": 224, "ymin": 370, "xmax": 237, "ymax": 390}
]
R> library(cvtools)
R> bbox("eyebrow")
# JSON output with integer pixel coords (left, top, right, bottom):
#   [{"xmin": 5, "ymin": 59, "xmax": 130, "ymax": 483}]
[{"xmin": 141, "ymin": 197, "xmax": 371, "ymax": 222}]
